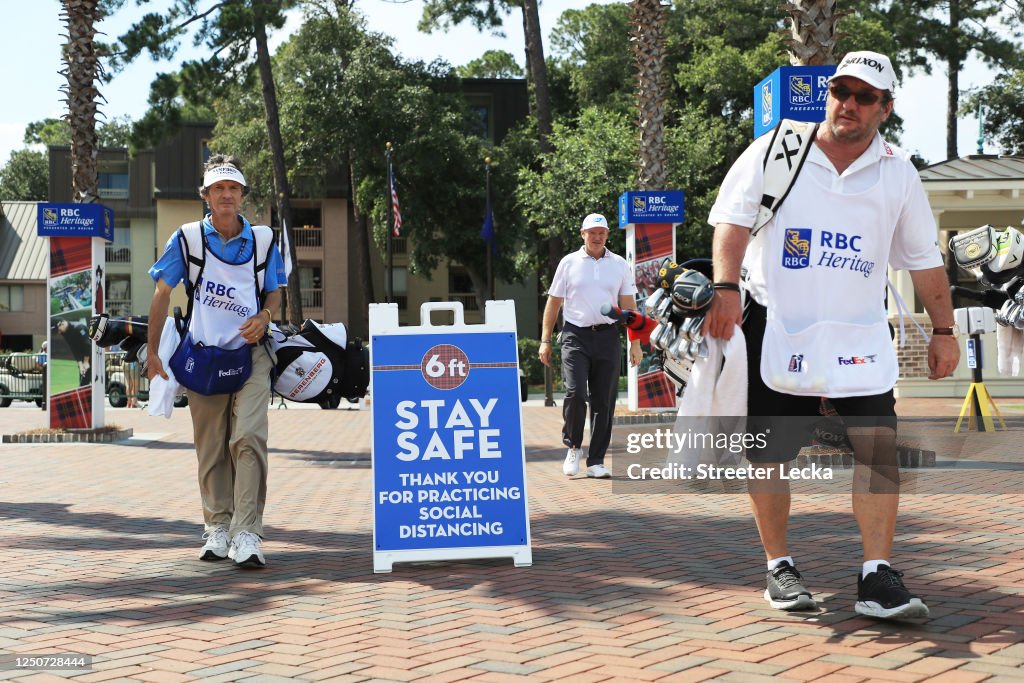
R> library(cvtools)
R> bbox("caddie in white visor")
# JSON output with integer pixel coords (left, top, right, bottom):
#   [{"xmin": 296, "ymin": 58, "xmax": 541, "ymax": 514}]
[{"xmin": 202, "ymin": 165, "xmax": 249, "ymax": 196}]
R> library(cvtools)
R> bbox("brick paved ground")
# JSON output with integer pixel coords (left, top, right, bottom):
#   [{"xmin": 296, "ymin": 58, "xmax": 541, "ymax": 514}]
[{"xmin": 0, "ymin": 397, "xmax": 1022, "ymax": 682}]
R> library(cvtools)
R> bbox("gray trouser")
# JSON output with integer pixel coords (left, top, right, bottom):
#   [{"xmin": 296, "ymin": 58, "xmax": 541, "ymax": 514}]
[{"xmin": 560, "ymin": 323, "xmax": 620, "ymax": 465}]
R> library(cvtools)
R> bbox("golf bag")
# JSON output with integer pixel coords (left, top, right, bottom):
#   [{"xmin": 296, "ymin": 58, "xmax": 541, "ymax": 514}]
[
  {"xmin": 268, "ymin": 320, "xmax": 369, "ymax": 408},
  {"xmin": 88, "ymin": 313, "xmax": 370, "ymax": 407}
]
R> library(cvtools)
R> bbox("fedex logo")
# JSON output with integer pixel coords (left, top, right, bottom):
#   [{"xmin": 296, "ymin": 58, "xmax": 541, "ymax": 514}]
[{"xmin": 837, "ymin": 355, "xmax": 877, "ymax": 365}]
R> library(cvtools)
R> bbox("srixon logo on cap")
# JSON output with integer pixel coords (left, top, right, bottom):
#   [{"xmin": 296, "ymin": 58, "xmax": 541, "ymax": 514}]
[{"xmin": 843, "ymin": 55, "xmax": 885, "ymax": 73}]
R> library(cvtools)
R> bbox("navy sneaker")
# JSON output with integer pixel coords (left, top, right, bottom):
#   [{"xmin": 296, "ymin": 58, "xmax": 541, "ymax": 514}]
[
  {"xmin": 764, "ymin": 561, "xmax": 817, "ymax": 610},
  {"xmin": 855, "ymin": 565, "xmax": 929, "ymax": 619}
]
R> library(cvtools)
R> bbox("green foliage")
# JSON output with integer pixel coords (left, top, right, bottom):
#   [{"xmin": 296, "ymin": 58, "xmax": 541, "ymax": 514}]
[
  {"xmin": 419, "ymin": 0, "xmax": 515, "ymax": 34},
  {"xmin": 24, "ymin": 119, "xmax": 71, "ymax": 146},
  {"xmin": 97, "ymin": 115, "xmax": 133, "ymax": 147},
  {"xmin": 129, "ymin": 68, "xmax": 217, "ymax": 152},
  {"xmin": 114, "ymin": 0, "xmax": 296, "ymax": 151},
  {"xmin": 457, "ymin": 50, "xmax": 524, "ymax": 78},
  {"xmin": 25, "ymin": 116, "xmax": 135, "ymax": 150},
  {"xmin": 0, "ymin": 149, "xmax": 48, "ymax": 201},
  {"xmin": 517, "ymin": 337, "xmax": 561, "ymax": 386},
  {"xmin": 515, "ymin": 107, "xmax": 634, "ymax": 287},
  {"xmin": 548, "ymin": 3, "xmax": 633, "ymax": 115},
  {"xmin": 966, "ymin": 68, "xmax": 1024, "ymax": 154}
]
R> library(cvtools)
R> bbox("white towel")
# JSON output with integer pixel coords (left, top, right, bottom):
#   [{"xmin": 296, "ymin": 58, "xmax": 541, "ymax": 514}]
[
  {"xmin": 147, "ymin": 318, "xmax": 183, "ymax": 418},
  {"xmin": 678, "ymin": 325, "xmax": 748, "ymax": 417},
  {"xmin": 670, "ymin": 325, "xmax": 748, "ymax": 469}
]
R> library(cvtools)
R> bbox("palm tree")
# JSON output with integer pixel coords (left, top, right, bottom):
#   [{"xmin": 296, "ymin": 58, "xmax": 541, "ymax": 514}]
[
  {"xmin": 60, "ymin": 0, "xmax": 104, "ymax": 203},
  {"xmin": 779, "ymin": 0, "xmax": 846, "ymax": 66},
  {"xmin": 631, "ymin": 0, "xmax": 669, "ymax": 190}
]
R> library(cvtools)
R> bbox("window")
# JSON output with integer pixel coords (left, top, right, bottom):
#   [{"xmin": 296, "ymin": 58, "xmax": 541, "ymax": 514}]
[
  {"xmin": 391, "ymin": 267, "xmax": 408, "ymax": 295},
  {"xmin": 0, "ymin": 285, "xmax": 25, "ymax": 312},
  {"xmin": 299, "ymin": 265, "xmax": 323, "ymax": 308},
  {"xmin": 105, "ymin": 276, "xmax": 132, "ymax": 317},
  {"xmin": 106, "ymin": 225, "xmax": 132, "ymax": 263},
  {"xmin": 449, "ymin": 268, "xmax": 474, "ymax": 294},
  {"xmin": 98, "ymin": 161, "xmax": 129, "ymax": 199}
]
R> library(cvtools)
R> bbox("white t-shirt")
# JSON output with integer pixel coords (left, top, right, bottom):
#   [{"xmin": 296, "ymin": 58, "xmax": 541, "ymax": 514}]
[
  {"xmin": 708, "ymin": 131, "xmax": 942, "ymax": 306},
  {"xmin": 549, "ymin": 246, "xmax": 637, "ymax": 327}
]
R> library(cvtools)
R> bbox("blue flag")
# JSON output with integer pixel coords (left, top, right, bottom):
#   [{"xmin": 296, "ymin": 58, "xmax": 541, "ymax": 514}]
[{"xmin": 480, "ymin": 200, "xmax": 496, "ymax": 254}]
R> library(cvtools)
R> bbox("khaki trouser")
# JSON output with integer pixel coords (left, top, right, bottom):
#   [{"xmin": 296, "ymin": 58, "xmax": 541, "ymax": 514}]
[{"xmin": 187, "ymin": 345, "xmax": 275, "ymax": 538}]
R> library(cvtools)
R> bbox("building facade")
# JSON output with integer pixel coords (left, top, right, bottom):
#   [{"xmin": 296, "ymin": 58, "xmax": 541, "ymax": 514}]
[{"xmin": 44, "ymin": 79, "xmax": 537, "ymax": 341}]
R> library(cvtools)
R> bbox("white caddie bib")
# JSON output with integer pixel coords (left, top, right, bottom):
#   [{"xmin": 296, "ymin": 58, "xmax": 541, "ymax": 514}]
[
  {"xmin": 188, "ymin": 237, "xmax": 260, "ymax": 350},
  {"xmin": 758, "ymin": 158, "xmax": 901, "ymax": 398}
]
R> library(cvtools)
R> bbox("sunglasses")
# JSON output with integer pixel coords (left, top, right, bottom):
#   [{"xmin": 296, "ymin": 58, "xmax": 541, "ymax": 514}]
[{"xmin": 828, "ymin": 84, "xmax": 885, "ymax": 106}]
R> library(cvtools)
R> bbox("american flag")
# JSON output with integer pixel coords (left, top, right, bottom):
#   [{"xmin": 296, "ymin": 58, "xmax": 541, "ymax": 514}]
[{"xmin": 389, "ymin": 166, "xmax": 402, "ymax": 237}]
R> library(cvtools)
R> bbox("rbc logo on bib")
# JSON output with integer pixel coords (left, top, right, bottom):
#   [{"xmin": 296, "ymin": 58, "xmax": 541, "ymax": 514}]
[{"xmin": 782, "ymin": 228, "xmax": 811, "ymax": 269}]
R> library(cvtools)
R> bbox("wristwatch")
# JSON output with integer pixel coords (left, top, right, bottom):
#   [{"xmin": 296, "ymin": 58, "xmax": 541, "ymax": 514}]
[{"xmin": 932, "ymin": 325, "xmax": 959, "ymax": 338}]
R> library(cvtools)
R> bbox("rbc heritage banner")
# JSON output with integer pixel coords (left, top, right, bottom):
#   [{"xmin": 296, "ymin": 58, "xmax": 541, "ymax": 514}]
[
  {"xmin": 617, "ymin": 191, "xmax": 684, "ymax": 228},
  {"xmin": 38, "ymin": 203, "xmax": 114, "ymax": 240},
  {"xmin": 39, "ymin": 204, "xmax": 112, "ymax": 430},
  {"xmin": 369, "ymin": 301, "xmax": 532, "ymax": 573},
  {"xmin": 754, "ymin": 65, "xmax": 836, "ymax": 138},
  {"xmin": 619, "ymin": 190, "xmax": 684, "ymax": 411}
]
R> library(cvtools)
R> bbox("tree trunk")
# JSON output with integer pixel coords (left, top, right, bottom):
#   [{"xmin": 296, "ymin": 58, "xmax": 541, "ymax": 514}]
[
  {"xmin": 521, "ymin": 0, "xmax": 552, "ymax": 153},
  {"xmin": 946, "ymin": 0, "xmax": 961, "ymax": 160},
  {"xmin": 61, "ymin": 0, "xmax": 103, "ymax": 203},
  {"xmin": 780, "ymin": 0, "xmax": 845, "ymax": 66},
  {"xmin": 632, "ymin": 0, "xmax": 669, "ymax": 191},
  {"xmin": 349, "ymin": 159, "xmax": 374, "ymax": 335},
  {"xmin": 253, "ymin": 18, "xmax": 303, "ymax": 325},
  {"xmin": 519, "ymin": 0, "xmax": 563, "ymax": 289}
]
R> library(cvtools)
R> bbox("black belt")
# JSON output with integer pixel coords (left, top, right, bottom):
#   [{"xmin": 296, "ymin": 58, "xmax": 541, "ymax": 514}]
[{"xmin": 567, "ymin": 322, "xmax": 616, "ymax": 332}]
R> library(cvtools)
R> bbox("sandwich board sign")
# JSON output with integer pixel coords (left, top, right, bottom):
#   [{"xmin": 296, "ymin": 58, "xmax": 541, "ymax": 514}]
[{"xmin": 369, "ymin": 300, "xmax": 532, "ymax": 573}]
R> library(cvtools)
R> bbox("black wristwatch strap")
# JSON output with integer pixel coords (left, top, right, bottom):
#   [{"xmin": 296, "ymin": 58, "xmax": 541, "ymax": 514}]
[{"xmin": 711, "ymin": 282, "xmax": 741, "ymax": 292}]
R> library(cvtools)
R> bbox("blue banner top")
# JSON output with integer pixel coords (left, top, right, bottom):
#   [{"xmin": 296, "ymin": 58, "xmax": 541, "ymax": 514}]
[
  {"xmin": 754, "ymin": 65, "xmax": 836, "ymax": 138},
  {"xmin": 37, "ymin": 203, "xmax": 114, "ymax": 241},
  {"xmin": 617, "ymin": 190, "xmax": 685, "ymax": 228}
]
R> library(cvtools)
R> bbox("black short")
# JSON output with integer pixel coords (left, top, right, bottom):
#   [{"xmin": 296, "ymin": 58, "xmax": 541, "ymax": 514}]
[{"xmin": 743, "ymin": 301, "xmax": 897, "ymax": 463}]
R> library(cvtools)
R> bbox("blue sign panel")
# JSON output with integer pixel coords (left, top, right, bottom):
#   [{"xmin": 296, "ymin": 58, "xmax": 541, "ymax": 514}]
[
  {"xmin": 371, "ymin": 331, "xmax": 528, "ymax": 552},
  {"xmin": 617, "ymin": 190, "xmax": 685, "ymax": 228},
  {"xmin": 37, "ymin": 203, "xmax": 114, "ymax": 241},
  {"xmin": 754, "ymin": 65, "xmax": 836, "ymax": 138}
]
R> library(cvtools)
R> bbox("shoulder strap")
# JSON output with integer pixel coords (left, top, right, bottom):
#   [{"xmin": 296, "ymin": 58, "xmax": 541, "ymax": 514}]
[
  {"xmin": 251, "ymin": 225, "xmax": 277, "ymax": 303},
  {"xmin": 176, "ymin": 221, "xmax": 205, "ymax": 324},
  {"xmin": 751, "ymin": 119, "xmax": 819, "ymax": 237},
  {"xmin": 176, "ymin": 221, "xmax": 205, "ymax": 296}
]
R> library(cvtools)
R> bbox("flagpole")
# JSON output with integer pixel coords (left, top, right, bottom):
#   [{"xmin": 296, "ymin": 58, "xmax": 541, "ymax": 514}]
[
  {"xmin": 484, "ymin": 156, "xmax": 493, "ymax": 301},
  {"xmin": 385, "ymin": 142, "xmax": 393, "ymax": 304}
]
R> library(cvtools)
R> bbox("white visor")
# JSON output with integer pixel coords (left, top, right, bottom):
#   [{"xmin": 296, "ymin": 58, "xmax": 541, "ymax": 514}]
[{"xmin": 202, "ymin": 165, "xmax": 247, "ymax": 190}]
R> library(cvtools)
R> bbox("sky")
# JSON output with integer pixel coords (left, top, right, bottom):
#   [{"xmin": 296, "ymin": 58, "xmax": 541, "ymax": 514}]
[{"xmin": 0, "ymin": 0, "xmax": 1004, "ymax": 172}]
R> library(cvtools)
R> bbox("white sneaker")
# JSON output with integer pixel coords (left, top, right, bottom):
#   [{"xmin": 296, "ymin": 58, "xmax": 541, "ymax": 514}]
[
  {"xmin": 228, "ymin": 530, "xmax": 266, "ymax": 568},
  {"xmin": 587, "ymin": 464, "xmax": 612, "ymax": 479},
  {"xmin": 563, "ymin": 448, "xmax": 582, "ymax": 476},
  {"xmin": 199, "ymin": 526, "xmax": 229, "ymax": 561}
]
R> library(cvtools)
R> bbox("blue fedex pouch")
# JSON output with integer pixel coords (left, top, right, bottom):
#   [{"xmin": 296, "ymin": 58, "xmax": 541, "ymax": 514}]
[{"xmin": 169, "ymin": 333, "xmax": 253, "ymax": 395}]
